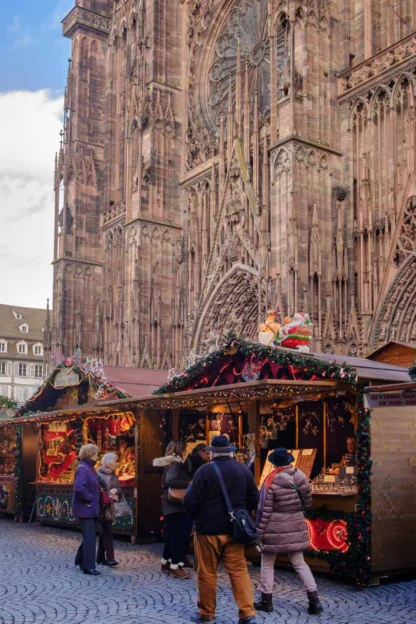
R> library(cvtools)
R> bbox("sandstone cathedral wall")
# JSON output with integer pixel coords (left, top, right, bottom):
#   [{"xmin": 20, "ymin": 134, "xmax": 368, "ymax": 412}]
[{"xmin": 51, "ymin": 0, "xmax": 416, "ymax": 367}]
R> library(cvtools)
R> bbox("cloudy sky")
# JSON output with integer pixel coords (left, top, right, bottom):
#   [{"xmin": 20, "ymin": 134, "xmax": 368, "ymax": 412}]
[{"xmin": 0, "ymin": 1, "xmax": 72, "ymax": 309}]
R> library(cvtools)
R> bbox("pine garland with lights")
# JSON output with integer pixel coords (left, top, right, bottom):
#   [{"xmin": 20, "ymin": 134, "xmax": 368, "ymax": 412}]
[
  {"xmin": 154, "ymin": 334, "xmax": 357, "ymax": 395},
  {"xmin": 13, "ymin": 425, "xmax": 24, "ymax": 519},
  {"xmin": 0, "ymin": 396, "xmax": 17, "ymax": 410}
]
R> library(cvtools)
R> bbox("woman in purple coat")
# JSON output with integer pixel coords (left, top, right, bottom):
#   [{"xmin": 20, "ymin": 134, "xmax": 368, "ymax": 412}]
[{"xmin": 72, "ymin": 444, "xmax": 100, "ymax": 575}]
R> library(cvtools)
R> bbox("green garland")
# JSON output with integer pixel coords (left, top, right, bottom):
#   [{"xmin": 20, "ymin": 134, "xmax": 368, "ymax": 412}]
[
  {"xmin": 0, "ymin": 396, "xmax": 17, "ymax": 410},
  {"xmin": 154, "ymin": 334, "xmax": 358, "ymax": 395},
  {"xmin": 409, "ymin": 363, "xmax": 416, "ymax": 381},
  {"xmin": 13, "ymin": 425, "xmax": 23, "ymax": 519}
]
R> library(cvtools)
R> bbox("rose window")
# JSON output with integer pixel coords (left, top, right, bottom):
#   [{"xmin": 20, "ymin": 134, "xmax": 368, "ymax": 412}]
[{"xmin": 208, "ymin": 0, "xmax": 284, "ymax": 128}]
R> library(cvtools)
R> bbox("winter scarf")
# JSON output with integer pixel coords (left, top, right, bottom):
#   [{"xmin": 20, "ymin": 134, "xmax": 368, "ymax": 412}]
[
  {"xmin": 152, "ymin": 455, "xmax": 185, "ymax": 468},
  {"xmin": 256, "ymin": 466, "xmax": 288, "ymax": 524}
]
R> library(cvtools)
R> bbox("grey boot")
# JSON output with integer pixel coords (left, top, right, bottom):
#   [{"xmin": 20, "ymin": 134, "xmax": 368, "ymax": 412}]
[
  {"xmin": 307, "ymin": 590, "xmax": 323, "ymax": 615},
  {"xmin": 254, "ymin": 592, "xmax": 273, "ymax": 613}
]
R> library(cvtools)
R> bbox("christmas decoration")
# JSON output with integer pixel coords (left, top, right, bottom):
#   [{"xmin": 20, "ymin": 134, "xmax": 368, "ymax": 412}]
[
  {"xmin": 154, "ymin": 334, "xmax": 357, "ymax": 396},
  {"xmin": 204, "ymin": 331, "xmax": 221, "ymax": 353},
  {"xmin": 276, "ymin": 313, "xmax": 313, "ymax": 352},
  {"xmin": 258, "ymin": 310, "xmax": 281, "ymax": 346}
]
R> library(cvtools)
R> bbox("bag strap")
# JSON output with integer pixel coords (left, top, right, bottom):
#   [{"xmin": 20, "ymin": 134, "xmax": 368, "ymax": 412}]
[
  {"xmin": 291, "ymin": 470, "xmax": 305, "ymax": 514},
  {"xmin": 212, "ymin": 461, "xmax": 235, "ymax": 521}
]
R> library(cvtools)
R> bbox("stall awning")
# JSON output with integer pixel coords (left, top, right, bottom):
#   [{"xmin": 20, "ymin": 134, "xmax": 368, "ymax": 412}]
[{"xmin": 101, "ymin": 379, "xmax": 342, "ymax": 410}]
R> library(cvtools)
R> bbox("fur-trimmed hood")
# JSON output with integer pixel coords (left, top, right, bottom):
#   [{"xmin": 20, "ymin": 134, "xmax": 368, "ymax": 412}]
[{"xmin": 153, "ymin": 455, "xmax": 185, "ymax": 467}]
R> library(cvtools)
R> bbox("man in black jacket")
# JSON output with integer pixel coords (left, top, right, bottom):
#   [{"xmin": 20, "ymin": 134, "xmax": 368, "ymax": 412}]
[{"xmin": 184, "ymin": 436, "xmax": 259, "ymax": 624}]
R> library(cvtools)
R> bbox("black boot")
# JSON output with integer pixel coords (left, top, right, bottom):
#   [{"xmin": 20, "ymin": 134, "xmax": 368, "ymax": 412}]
[
  {"xmin": 254, "ymin": 592, "xmax": 273, "ymax": 613},
  {"xmin": 307, "ymin": 591, "xmax": 323, "ymax": 615}
]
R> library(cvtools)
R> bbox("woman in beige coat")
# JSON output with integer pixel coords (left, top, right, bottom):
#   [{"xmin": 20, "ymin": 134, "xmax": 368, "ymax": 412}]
[{"xmin": 255, "ymin": 448, "xmax": 323, "ymax": 615}]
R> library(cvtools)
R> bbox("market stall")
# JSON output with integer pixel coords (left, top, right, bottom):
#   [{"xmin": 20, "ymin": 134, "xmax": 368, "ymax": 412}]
[
  {"xmin": 129, "ymin": 334, "xmax": 411, "ymax": 584},
  {"xmin": 13, "ymin": 358, "xmax": 137, "ymax": 537}
]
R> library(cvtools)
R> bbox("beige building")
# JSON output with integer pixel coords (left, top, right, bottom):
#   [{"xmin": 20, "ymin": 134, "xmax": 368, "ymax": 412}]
[
  {"xmin": 52, "ymin": 0, "xmax": 416, "ymax": 368},
  {"xmin": 0, "ymin": 304, "xmax": 48, "ymax": 404}
]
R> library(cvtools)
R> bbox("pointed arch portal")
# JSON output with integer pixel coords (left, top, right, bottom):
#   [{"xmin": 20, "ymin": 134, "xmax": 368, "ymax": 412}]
[
  {"xmin": 193, "ymin": 263, "xmax": 265, "ymax": 352},
  {"xmin": 371, "ymin": 253, "xmax": 416, "ymax": 346}
]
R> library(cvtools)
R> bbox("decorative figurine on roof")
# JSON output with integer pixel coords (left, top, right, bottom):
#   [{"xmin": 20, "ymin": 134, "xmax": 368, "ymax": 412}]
[
  {"xmin": 276, "ymin": 313, "xmax": 313, "ymax": 352},
  {"xmin": 258, "ymin": 310, "xmax": 281, "ymax": 346}
]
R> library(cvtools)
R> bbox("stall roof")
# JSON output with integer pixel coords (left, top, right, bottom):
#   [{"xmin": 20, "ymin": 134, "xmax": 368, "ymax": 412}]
[
  {"xmin": 307, "ymin": 351, "xmax": 411, "ymax": 382},
  {"xmin": 0, "ymin": 403, "xmax": 132, "ymax": 427},
  {"xmin": 363, "ymin": 381, "xmax": 416, "ymax": 393},
  {"xmin": 105, "ymin": 366, "xmax": 171, "ymax": 397},
  {"xmin": 102, "ymin": 379, "xmax": 342, "ymax": 410}
]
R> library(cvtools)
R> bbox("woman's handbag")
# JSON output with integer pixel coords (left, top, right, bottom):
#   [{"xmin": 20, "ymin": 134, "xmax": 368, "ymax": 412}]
[
  {"xmin": 212, "ymin": 462, "xmax": 258, "ymax": 545},
  {"xmin": 99, "ymin": 486, "xmax": 112, "ymax": 507},
  {"xmin": 167, "ymin": 487, "xmax": 187, "ymax": 503},
  {"xmin": 113, "ymin": 496, "xmax": 132, "ymax": 519}
]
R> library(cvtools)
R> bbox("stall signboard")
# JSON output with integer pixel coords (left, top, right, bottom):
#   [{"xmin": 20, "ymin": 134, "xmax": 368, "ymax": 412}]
[
  {"xmin": 364, "ymin": 391, "xmax": 416, "ymax": 409},
  {"xmin": 54, "ymin": 370, "xmax": 80, "ymax": 388}
]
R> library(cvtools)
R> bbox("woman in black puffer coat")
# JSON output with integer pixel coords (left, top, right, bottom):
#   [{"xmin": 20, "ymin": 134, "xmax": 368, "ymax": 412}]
[{"xmin": 153, "ymin": 440, "xmax": 192, "ymax": 579}]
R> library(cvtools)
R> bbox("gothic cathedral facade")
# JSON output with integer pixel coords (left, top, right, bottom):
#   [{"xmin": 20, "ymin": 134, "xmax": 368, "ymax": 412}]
[{"xmin": 52, "ymin": 0, "xmax": 416, "ymax": 367}]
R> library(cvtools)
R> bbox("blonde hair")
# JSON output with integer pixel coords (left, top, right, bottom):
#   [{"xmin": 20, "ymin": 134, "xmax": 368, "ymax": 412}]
[
  {"xmin": 79, "ymin": 444, "xmax": 99, "ymax": 461},
  {"xmin": 101, "ymin": 452, "xmax": 118, "ymax": 468},
  {"xmin": 165, "ymin": 440, "xmax": 186, "ymax": 458}
]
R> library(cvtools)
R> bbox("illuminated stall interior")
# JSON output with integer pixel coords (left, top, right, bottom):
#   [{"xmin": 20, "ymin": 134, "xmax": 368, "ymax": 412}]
[{"xmin": 13, "ymin": 361, "xmax": 137, "ymax": 535}]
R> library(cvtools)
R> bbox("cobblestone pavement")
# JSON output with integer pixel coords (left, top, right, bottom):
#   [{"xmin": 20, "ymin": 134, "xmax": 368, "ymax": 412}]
[{"xmin": 0, "ymin": 519, "xmax": 415, "ymax": 624}]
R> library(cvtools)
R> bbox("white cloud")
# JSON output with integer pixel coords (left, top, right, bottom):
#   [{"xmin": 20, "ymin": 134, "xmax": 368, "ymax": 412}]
[
  {"xmin": 42, "ymin": 1, "xmax": 75, "ymax": 31},
  {"xmin": 0, "ymin": 90, "xmax": 63, "ymax": 309},
  {"xmin": 9, "ymin": 16, "xmax": 34, "ymax": 49}
]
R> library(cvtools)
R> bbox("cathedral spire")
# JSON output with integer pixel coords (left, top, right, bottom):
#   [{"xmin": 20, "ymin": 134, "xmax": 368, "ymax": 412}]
[
  {"xmin": 244, "ymin": 61, "xmax": 250, "ymax": 164},
  {"xmin": 236, "ymin": 37, "xmax": 242, "ymax": 137},
  {"xmin": 219, "ymin": 116, "xmax": 225, "ymax": 186},
  {"xmin": 227, "ymin": 75, "xmax": 233, "ymax": 164}
]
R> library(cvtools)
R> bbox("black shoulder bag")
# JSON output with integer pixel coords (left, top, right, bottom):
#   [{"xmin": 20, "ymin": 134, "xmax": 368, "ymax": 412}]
[{"xmin": 212, "ymin": 462, "xmax": 258, "ymax": 545}]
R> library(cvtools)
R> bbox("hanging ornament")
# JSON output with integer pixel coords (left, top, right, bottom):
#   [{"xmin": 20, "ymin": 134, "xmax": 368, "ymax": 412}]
[
  {"xmin": 51, "ymin": 346, "xmax": 64, "ymax": 367},
  {"xmin": 204, "ymin": 331, "xmax": 221, "ymax": 353},
  {"xmin": 167, "ymin": 368, "xmax": 179, "ymax": 382}
]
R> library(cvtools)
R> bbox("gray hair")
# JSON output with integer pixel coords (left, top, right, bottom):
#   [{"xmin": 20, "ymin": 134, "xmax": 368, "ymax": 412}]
[
  {"xmin": 101, "ymin": 452, "xmax": 118, "ymax": 468},
  {"xmin": 210, "ymin": 451, "xmax": 234, "ymax": 460}
]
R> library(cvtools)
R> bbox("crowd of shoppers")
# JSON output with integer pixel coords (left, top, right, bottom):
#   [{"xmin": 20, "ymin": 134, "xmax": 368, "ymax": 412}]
[{"xmin": 71, "ymin": 438, "xmax": 322, "ymax": 623}]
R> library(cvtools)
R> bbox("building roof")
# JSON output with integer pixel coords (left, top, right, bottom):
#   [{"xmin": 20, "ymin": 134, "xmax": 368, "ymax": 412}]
[
  {"xmin": 0, "ymin": 304, "xmax": 46, "ymax": 341},
  {"xmin": 365, "ymin": 341, "xmax": 416, "ymax": 359},
  {"xmin": 307, "ymin": 351, "xmax": 411, "ymax": 382},
  {"xmin": 104, "ymin": 366, "xmax": 172, "ymax": 397}
]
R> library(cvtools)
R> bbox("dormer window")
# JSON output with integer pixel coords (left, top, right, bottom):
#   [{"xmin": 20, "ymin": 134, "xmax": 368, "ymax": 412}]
[
  {"xmin": 13, "ymin": 311, "xmax": 23, "ymax": 320},
  {"xmin": 0, "ymin": 340, "xmax": 7, "ymax": 353},
  {"xmin": 33, "ymin": 344, "xmax": 43, "ymax": 356},
  {"xmin": 17, "ymin": 342, "xmax": 27, "ymax": 355},
  {"xmin": 20, "ymin": 324, "xmax": 29, "ymax": 333}
]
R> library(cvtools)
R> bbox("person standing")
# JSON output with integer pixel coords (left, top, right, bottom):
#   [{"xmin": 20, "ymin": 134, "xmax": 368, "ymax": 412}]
[
  {"xmin": 187, "ymin": 443, "xmax": 210, "ymax": 478},
  {"xmin": 96, "ymin": 452, "xmax": 122, "ymax": 566},
  {"xmin": 184, "ymin": 435, "xmax": 259, "ymax": 624},
  {"xmin": 255, "ymin": 448, "xmax": 323, "ymax": 615},
  {"xmin": 72, "ymin": 444, "xmax": 100, "ymax": 576},
  {"xmin": 153, "ymin": 440, "xmax": 193, "ymax": 579}
]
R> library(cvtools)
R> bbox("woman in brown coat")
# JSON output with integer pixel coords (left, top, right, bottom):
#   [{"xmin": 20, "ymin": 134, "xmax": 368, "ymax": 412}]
[{"xmin": 255, "ymin": 448, "xmax": 323, "ymax": 615}]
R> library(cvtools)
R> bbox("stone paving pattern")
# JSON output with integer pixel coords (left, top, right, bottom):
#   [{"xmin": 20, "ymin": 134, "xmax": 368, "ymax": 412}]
[{"xmin": 0, "ymin": 520, "xmax": 415, "ymax": 624}]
